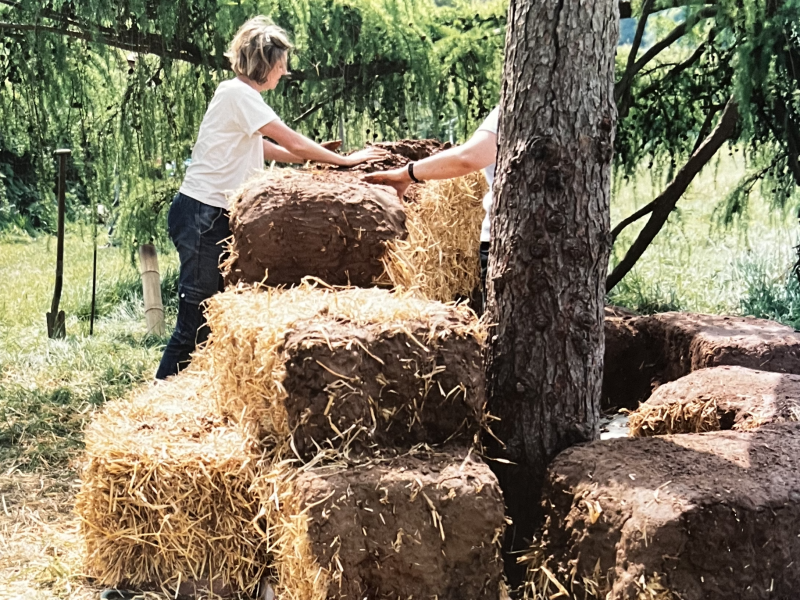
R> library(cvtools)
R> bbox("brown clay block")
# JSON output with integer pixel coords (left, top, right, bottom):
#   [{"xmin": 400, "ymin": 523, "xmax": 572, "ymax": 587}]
[
  {"xmin": 294, "ymin": 451, "xmax": 506, "ymax": 600},
  {"xmin": 602, "ymin": 311, "xmax": 800, "ymax": 411},
  {"xmin": 225, "ymin": 169, "xmax": 406, "ymax": 287},
  {"xmin": 539, "ymin": 423, "xmax": 800, "ymax": 600},
  {"xmin": 282, "ymin": 315, "xmax": 485, "ymax": 459}
]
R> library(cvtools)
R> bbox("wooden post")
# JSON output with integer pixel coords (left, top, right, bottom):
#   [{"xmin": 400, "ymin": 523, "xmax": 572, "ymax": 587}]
[{"xmin": 138, "ymin": 244, "xmax": 165, "ymax": 336}]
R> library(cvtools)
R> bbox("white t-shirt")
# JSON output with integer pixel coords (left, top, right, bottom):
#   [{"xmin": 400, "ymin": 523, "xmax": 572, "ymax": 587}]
[
  {"xmin": 477, "ymin": 106, "xmax": 499, "ymax": 242},
  {"xmin": 180, "ymin": 78, "xmax": 280, "ymax": 209}
]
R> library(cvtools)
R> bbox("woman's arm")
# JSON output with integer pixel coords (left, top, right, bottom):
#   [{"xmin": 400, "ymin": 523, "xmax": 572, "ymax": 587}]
[
  {"xmin": 363, "ymin": 129, "xmax": 497, "ymax": 197},
  {"xmin": 263, "ymin": 139, "xmax": 343, "ymax": 163},
  {"xmin": 260, "ymin": 120, "xmax": 381, "ymax": 166}
]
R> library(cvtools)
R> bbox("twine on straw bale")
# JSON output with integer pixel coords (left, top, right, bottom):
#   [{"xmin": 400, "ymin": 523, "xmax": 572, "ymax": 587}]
[
  {"xmin": 75, "ymin": 372, "xmax": 273, "ymax": 597},
  {"xmin": 202, "ymin": 280, "xmax": 486, "ymax": 438},
  {"xmin": 628, "ymin": 397, "xmax": 720, "ymax": 437},
  {"xmin": 380, "ymin": 172, "xmax": 488, "ymax": 302}
]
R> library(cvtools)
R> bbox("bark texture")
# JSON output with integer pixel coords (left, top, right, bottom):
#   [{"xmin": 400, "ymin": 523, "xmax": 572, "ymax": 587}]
[{"xmin": 484, "ymin": 0, "xmax": 618, "ymax": 578}]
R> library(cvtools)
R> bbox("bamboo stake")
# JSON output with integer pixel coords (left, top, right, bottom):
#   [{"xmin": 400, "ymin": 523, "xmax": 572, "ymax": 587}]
[{"xmin": 138, "ymin": 243, "xmax": 165, "ymax": 336}]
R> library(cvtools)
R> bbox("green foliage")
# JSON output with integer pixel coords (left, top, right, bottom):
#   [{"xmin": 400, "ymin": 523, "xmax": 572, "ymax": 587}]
[
  {"xmin": 0, "ymin": 0, "xmax": 504, "ymax": 251},
  {"xmin": 616, "ymin": 0, "xmax": 800, "ymax": 221}
]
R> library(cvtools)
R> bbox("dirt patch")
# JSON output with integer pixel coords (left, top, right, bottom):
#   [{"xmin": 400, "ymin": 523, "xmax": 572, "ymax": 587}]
[
  {"xmin": 294, "ymin": 450, "xmax": 505, "ymax": 600},
  {"xmin": 282, "ymin": 315, "xmax": 485, "ymax": 459},
  {"xmin": 224, "ymin": 169, "xmax": 407, "ymax": 287},
  {"xmin": 536, "ymin": 423, "xmax": 800, "ymax": 600},
  {"xmin": 629, "ymin": 365, "xmax": 800, "ymax": 436},
  {"xmin": 602, "ymin": 311, "xmax": 800, "ymax": 411}
]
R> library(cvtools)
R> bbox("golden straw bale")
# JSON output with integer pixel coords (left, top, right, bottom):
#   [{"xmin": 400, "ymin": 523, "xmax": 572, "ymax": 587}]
[
  {"xmin": 380, "ymin": 172, "xmax": 488, "ymax": 302},
  {"xmin": 257, "ymin": 450, "xmax": 506, "ymax": 600},
  {"xmin": 202, "ymin": 282, "xmax": 487, "ymax": 454},
  {"xmin": 75, "ymin": 372, "xmax": 271, "ymax": 597}
]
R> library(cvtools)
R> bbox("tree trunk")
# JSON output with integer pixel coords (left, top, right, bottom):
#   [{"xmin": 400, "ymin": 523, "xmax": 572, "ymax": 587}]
[{"xmin": 484, "ymin": 0, "xmax": 618, "ymax": 583}]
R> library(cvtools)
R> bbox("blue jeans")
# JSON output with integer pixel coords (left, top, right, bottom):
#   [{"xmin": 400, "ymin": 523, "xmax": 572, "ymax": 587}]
[{"xmin": 156, "ymin": 193, "xmax": 230, "ymax": 379}]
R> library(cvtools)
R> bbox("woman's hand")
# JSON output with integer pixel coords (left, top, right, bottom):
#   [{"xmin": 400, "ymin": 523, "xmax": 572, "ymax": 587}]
[
  {"xmin": 342, "ymin": 146, "xmax": 384, "ymax": 167},
  {"xmin": 363, "ymin": 167, "xmax": 412, "ymax": 198}
]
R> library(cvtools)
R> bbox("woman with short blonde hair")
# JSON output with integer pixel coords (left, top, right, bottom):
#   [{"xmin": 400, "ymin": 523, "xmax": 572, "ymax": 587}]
[{"xmin": 156, "ymin": 17, "xmax": 381, "ymax": 379}]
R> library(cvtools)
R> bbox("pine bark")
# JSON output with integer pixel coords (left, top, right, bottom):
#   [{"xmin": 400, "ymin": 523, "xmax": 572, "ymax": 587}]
[{"xmin": 484, "ymin": 0, "xmax": 618, "ymax": 577}]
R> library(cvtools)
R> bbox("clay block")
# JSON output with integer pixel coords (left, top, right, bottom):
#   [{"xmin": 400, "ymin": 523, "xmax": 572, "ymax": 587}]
[
  {"xmin": 629, "ymin": 365, "xmax": 800, "ymax": 436},
  {"xmin": 283, "ymin": 316, "xmax": 485, "ymax": 458},
  {"xmin": 288, "ymin": 451, "xmax": 505, "ymax": 600},
  {"xmin": 225, "ymin": 169, "xmax": 406, "ymax": 287},
  {"xmin": 538, "ymin": 423, "xmax": 800, "ymax": 600},
  {"xmin": 602, "ymin": 311, "xmax": 800, "ymax": 411}
]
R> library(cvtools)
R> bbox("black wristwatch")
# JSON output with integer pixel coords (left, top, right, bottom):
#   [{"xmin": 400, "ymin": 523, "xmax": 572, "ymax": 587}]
[{"xmin": 407, "ymin": 162, "xmax": 422, "ymax": 183}]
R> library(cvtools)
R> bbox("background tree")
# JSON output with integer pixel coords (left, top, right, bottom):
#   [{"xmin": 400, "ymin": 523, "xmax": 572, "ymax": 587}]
[
  {"xmin": 609, "ymin": 0, "xmax": 800, "ymax": 290},
  {"xmin": 484, "ymin": 0, "xmax": 618, "ymax": 583}
]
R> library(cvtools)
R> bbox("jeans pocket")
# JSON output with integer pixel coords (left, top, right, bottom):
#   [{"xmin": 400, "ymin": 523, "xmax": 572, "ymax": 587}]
[{"xmin": 197, "ymin": 203, "xmax": 224, "ymax": 237}]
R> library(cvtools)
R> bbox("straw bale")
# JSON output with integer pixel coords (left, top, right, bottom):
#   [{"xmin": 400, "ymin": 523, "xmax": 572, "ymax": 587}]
[
  {"xmin": 537, "ymin": 423, "xmax": 800, "ymax": 599},
  {"xmin": 223, "ymin": 169, "xmax": 406, "ymax": 287},
  {"xmin": 380, "ymin": 172, "xmax": 488, "ymax": 303},
  {"xmin": 75, "ymin": 373, "xmax": 270, "ymax": 597},
  {"xmin": 629, "ymin": 365, "xmax": 800, "ymax": 436},
  {"xmin": 203, "ymin": 282, "xmax": 486, "ymax": 454},
  {"xmin": 260, "ymin": 449, "xmax": 505, "ymax": 600}
]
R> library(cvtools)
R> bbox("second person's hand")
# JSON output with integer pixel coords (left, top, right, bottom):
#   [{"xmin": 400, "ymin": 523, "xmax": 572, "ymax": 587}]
[{"xmin": 363, "ymin": 167, "xmax": 411, "ymax": 198}]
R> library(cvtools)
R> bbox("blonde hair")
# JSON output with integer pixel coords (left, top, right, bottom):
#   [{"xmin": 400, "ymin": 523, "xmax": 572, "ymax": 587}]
[{"xmin": 226, "ymin": 16, "xmax": 293, "ymax": 84}]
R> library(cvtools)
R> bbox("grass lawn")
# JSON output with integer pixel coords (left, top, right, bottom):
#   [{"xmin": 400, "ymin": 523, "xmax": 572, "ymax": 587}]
[{"xmin": 0, "ymin": 229, "xmax": 177, "ymax": 599}]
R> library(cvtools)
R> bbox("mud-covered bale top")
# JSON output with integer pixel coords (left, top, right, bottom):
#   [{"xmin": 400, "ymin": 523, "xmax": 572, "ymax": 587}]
[
  {"xmin": 629, "ymin": 365, "xmax": 800, "ymax": 436},
  {"xmin": 535, "ymin": 423, "xmax": 800, "ymax": 600},
  {"xmin": 203, "ymin": 283, "xmax": 486, "ymax": 454},
  {"xmin": 223, "ymin": 169, "xmax": 406, "ymax": 287},
  {"xmin": 265, "ymin": 450, "xmax": 505, "ymax": 600},
  {"xmin": 602, "ymin": 311, "xmax": 800, "ymax": 411},
  {"xmin": 74, "ymin": 373, "xmax": 267, "ymax": 597},
  {"xmin": 326, "ymin": 138, "xmax": 451, "ymax": 173}
]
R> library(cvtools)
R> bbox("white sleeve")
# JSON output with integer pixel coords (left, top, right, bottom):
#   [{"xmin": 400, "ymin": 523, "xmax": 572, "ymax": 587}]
[
  {"xmin": 477, "ymin": 106, "xmax": 499, "ymax": 135},
  {"xmin": 236, "ymin": 90, "xmax": 281, "ymax": 135}
]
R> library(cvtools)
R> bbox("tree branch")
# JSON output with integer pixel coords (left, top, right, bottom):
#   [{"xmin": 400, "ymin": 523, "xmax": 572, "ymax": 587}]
[
  {"xmin": 607, "ymin": 97, "xmax": 738, "ymax": 292},
  {"xmin": 610, "ymin": 200, "xmax": 656, "ymax": 243},
  {"xmin": 615, "ymin": 5, "xmax": 718, "ymax": 115}
]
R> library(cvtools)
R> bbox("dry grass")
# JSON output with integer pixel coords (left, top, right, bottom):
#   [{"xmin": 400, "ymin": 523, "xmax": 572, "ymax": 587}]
[
  {"xmin": 628, "ymin": 398, "xmax": 721, "ymax": 437},
  {"xmin": 519, "ymin": 548, "xmax": 678, "ymax": 600},
  {"xmin": 380, "ymin": 173, "xmax": 488, "ymax": 302},
  {"xmin": 0, "ymin": 468, "xmax": 97, "ymax": 600}
]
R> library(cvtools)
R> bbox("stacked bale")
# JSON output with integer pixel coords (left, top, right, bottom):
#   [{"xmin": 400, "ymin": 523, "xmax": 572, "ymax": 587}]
[
  {"xmin": 79, "ymin": 139, "xmax": 504, "ymax": 597},
  {"xmin": 222, "ymin": 169, "xmax": 406, "ymax": 287},
  {"xmin": 75, "ymin": 374, "xmax": 268, "ymax": 597},
  {"xmin": 628, "ymin": 365, "xmax": 800, "ymax": 436},
  {"xmin": 528, "ymin": 424, "xmax": 800, "ymax": 600},
  {"xmin": 223, "ymin": 139, "xmax": 487, "ymax": 302},
  {"xmin": 79, "ymin": 285, "xmax": 506, "ymax": 599}
]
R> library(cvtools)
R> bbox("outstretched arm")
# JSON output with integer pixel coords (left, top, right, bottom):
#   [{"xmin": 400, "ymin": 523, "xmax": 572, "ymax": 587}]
[
  {"xmin": 263, "ymin": 139, "xmax": 342, "ymax": 163},
  {"xmin": 260, "ymin": 120, "xmax": 381, "ymax": 167},
  {"xmin": 363, "ymin": 129, "xmax": 497, "ymax": 197}
]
